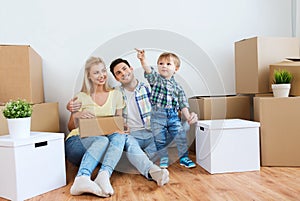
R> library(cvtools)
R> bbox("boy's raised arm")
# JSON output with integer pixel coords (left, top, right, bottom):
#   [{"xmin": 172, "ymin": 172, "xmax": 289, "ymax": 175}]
[{"xmin": 135, "ymin": 48, "xmax": 152, "ymax": 74}]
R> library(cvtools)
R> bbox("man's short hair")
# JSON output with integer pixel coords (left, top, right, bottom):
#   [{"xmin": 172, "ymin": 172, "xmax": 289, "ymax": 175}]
[{"xmin": 110, "ymin": 58, "xmax": 131, "ymax": 77}]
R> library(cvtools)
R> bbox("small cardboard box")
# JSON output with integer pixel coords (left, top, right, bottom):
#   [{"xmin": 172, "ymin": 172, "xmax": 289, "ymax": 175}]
[
  {"xmin": 196, "ymin": 119, "xmax": 260, "ymax": 174},
  {"xmin": 0, "ymin": 132, "xmax": 66, "ymax": 201},
  {"xmin": 0, "ymin": 102, "xmax": 60, "ymax": 136},
  {"xmin": 188, "ymin": 95, "xmax": 251, "ymax": 151},
  {"xmin": 269, "ymin": 60, "xmax": 300, "ymax": 96},
  {"xmin": 235, "ymin": 36, "xmax": 299, "ymax": 94},
  {"xmin": 254, "ymin": 97, "xmax": 300, "ymax": 166},
  {"xmin": 79, "ymin": 116, "xmax": 124, "ymax": 137},
  {"xmin": 0, "ymin": 45, "xmax": 44, "ymax": 103}
]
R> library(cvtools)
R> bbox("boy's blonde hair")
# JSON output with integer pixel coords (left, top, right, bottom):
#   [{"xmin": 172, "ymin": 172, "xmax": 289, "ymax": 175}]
[
  {"xmin": 81, "ymin": 56, "xmax": 112, "ymax": 94},
  {"xmin": 157, "ymin": 52, "xmax": 181, "ymax": 68}
]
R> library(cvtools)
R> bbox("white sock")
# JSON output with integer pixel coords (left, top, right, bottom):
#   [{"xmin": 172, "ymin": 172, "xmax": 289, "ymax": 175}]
[
  {"xmin": 149, "ymin": 164, "xmax": 170, "ymax": 186},
  {"xmin": 94, "ymin": 170, "xmax": 114, "ymax": 195},
  {"xmin": 70, "ymin": 175, "xmax": 109, "ymax": 197}
]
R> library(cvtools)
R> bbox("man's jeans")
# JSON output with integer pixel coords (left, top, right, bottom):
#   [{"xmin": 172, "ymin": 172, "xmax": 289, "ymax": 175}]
[
  {"xmin": 124, "ymin": 135, "xmax": 154, "ymax": 179},
  {"xmin": 130, "ymin": 129, "xmax": 158, "ymax": 162}
]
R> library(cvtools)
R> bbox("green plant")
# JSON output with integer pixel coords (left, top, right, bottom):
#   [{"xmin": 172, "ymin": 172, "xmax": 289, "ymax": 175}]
[
  {"xmin": 273, "ymin": 69, "xmax": 293, "ymax": 84},
  {"xmin": 2, "ymin": 99, "xmax": 33, "ymax": 119}
]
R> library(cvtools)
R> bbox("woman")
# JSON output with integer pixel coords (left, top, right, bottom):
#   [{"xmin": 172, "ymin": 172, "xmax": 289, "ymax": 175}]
[{"xmin": 65, "ymin": 57, "xmax": 127, "ymax": 197}]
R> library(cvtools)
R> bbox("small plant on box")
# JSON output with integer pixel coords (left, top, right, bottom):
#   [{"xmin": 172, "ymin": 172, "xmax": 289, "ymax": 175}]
[
  {"xmin": 2, "ymin": 99, "xmax": 33, "ymax": 119},
  {"xmin": 273, "ymin": 69, "xmax": 292, "ymax": 84},
  {"xmin": 272, "ymin": 69, "xmax": 293, "ymax": 97}
]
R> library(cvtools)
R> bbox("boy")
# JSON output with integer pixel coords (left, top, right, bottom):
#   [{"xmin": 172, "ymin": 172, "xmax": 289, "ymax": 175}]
[{"xmin": 135, "ymin": 48, "xmax": 197, "ymax": 168}]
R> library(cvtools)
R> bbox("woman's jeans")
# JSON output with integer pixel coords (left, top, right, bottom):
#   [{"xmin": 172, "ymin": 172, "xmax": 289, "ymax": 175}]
[
  {"xmin": 65, "ymin": 133, "xmax": 126, "ymax": 177},
  {"xmin": 151, "ymin": 106, "xmax": 189, "ymax": 159}
]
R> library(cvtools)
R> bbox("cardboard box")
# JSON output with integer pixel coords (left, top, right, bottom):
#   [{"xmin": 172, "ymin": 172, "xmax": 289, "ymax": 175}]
[
  {"xmin": 269, "ymin": 60, "xmax": 300, "ymax": 96},
  {"xmin": 188, "ymin": 95, "xmax": 251, "ymax": 151},
  {"xmin": 79, "ymin": 116, "xmax": 124, "ymax": 137},
  {"xmin": 235, "ymin": 37, "xmax": 299, "ymax": 94},
  {"xmin": 0, "ymin": 132, "xmax": 66, "ymax": 201},
  {"xmin": 254, "ymin": 97, "xmax": 300, "ymax": 166},
  {"xmin": 0, "ymin": 45, "xmax": 44, "ymax": 103},
  {"xmin": 196, "ymin": 119, "xmax": 260, "ymax": 174},
  {"xmin": 188, "ymin": 96, "xmax": 251, "ymax": 120},
  {"xmin": 0, "ymin": 102, "xmax": 60, "ymax": 135}
]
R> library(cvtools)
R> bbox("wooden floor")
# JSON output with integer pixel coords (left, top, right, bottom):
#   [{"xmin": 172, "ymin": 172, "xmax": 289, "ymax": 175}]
[{"xmin": 1, "ymin": 152, "xmax": 300, "ymax": 201}]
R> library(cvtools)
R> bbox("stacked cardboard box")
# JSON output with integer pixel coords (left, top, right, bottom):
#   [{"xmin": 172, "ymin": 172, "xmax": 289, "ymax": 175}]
[
  {"xmin": 234, "ymin": 36, "xmax": 300, "ymax": 166},
  {"xmin": 235, "ymin": 36, "xmax": 299, "ymax": 94},
  {"xmin": 0, "ymin": 45, "xmax": 60, "ymax": 135},
  {"xmin": 269, "ymin": 60, "xmax": 300, "ymax": 96},
  {"xmin": 188, "ymin": 95, "xmax": 251, "ymax": 151},
  {"xmin": 254, "ymin": 97, "xmax": 300, "ymax": 166}
]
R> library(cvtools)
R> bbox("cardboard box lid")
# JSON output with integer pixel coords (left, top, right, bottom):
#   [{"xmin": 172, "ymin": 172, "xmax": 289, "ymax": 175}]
[
  {"xmin": 197, "ymin": 119, "xmax": 260, "ymax": 130},
  {"xmin": 79, "ymin": 116, "xmax": 124, "ymax": 137},
  {"xmin": 0, "ymin": 132, "xmax": 64, "ymax": 147},
  {"xmin": 270, "ymin": 60, "xmax": 300, "ymax": 67}
]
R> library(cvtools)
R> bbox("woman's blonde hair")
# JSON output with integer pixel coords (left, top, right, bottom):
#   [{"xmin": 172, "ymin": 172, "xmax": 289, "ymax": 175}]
[{"xmin": 81, "ymin": 56, "xmax": 112, "ymax": 94}]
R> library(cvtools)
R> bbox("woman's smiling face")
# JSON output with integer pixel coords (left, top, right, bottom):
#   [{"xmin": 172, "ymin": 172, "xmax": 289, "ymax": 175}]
[{"xmin": 89, "ymin": 63, "xmax": 107, "ymax": 86}]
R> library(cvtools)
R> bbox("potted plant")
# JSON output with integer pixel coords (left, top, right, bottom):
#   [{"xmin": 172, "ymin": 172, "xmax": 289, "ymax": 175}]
[
  {"xmin": 271, "ymin": 69, "xmax": 293, "ymax": 97},
  {"xmin": 2, "ymin": 99, "xmax": 33, "ymax": 139}
]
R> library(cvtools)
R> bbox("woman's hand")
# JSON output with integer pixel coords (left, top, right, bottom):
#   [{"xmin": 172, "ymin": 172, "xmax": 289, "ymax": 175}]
[
  {"xmin": 66, "ymin": 97, "xmax": 82, "ymax": 113},
  {"xmin": 73, "ymin": 111, "xmax": 95, "ymax": 119}
]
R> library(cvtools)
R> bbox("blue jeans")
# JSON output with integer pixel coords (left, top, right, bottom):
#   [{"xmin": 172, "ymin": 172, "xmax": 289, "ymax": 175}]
[
  {"xmin": 151, "ymin": 106, "xmax": 189, "ymax": 159},
  {"xmin": 65, "ymin": 133, "xmax": 126, "ymax": 177},
  {"xmin": 65, "ymin": 135, "xmax": 109, "ymax": 167},
  {"xmin": 130, "ymin": 129, "xmax": 158, "ymax": 162},
  {"xmin": 99, "ymin": 133, "xmax": 126, "ymax": 176},
  {"xmin": 124, "ymin": 135, "xmax": 154, "ymax": 179}
]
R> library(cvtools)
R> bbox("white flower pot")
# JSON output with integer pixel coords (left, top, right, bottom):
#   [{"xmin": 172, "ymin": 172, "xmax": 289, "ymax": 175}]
[
  {"xmin": 272, "ymin": 83, "xmax": 291, "ymax": 97},
  {"xmin": 7, "ymin": 117, "xmax": 31, "ymax": 139}
]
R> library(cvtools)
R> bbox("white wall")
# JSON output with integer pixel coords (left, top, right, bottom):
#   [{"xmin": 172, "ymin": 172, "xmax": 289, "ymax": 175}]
[{"xmin": 0, "ymin": 0, "xmax": 296, "ymax": 133}]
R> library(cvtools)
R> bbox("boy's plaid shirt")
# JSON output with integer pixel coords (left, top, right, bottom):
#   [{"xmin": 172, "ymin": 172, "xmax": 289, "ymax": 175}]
[
  {"xmin": 118, "ymin": 81, "xmax": 152, "ymax": 130},
  {"xmin": 144, "ymin": 67, "xmax": 189, "ymax": 110}
]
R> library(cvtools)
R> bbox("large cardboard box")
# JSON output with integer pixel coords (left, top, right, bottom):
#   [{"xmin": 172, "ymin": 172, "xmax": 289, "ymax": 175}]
[
  {"xmin": 254, "ymin": 97, "xmax": 300, "ymax": 166},
  {"xmin": 0, "ymin": 132, "xmax": 66, "ymax": 201},
  {"xmin": 235, "ymin": 37, "xmax": 299, "ymax": 94},
  {"xmin": 79, "ymin": 116, "xmax": 124, "ymax": 137},
  {"xmin": 196, "ymin": 119, "xmax": 260, "ymax": 174},
  {"xmin": 0, "ymin": 45, "xmax": 44, "ymax": 103},
  {"xmin": 0, "ymin": 102, "xmax": 60, "ymax": 135},
  {"xmin": 269, "ymin": 60, "xmax": 300, "ymax": 96},
  {"xmin": 188, "ymin": 96, "xmax": 251, "ymax": 120},
  {"xmin": 188, "ymin": 95, "xmax": 251, "ymax": 151}
]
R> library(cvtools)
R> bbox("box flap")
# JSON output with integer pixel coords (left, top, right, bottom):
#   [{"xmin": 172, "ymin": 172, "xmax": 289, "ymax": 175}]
[
  {"xmin": 0, "ymin": 132, "xmax": 64, "ymax": 147},
  {"xmin": 197, "ymin": 119, "xmax": 260, "ymax": 130}
]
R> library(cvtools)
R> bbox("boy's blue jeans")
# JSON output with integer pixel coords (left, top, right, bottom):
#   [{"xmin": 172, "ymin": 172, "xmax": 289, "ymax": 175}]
[{"xmin": 151, "ymin": 106, "xmax": 189, "ymax": 159}]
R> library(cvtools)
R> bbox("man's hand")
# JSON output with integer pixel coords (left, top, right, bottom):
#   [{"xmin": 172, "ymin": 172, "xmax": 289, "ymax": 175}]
[{"xmin": 66, "ymin": 97, "xmax": 82, "ymax": 113}]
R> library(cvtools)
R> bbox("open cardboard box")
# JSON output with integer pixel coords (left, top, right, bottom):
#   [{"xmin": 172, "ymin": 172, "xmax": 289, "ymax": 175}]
[{"xmin": 79, "ymin": 116, "xmax": 124, "ymax": 137}]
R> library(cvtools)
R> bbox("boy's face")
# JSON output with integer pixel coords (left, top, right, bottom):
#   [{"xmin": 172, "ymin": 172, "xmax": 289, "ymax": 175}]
[
  {"xmin": 113, "ymin": 62, "xmax": 135, "ymax": 84},
  {"xmin": 157, "ymin": 57, "xmax": 179, "ymax": 79}
]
